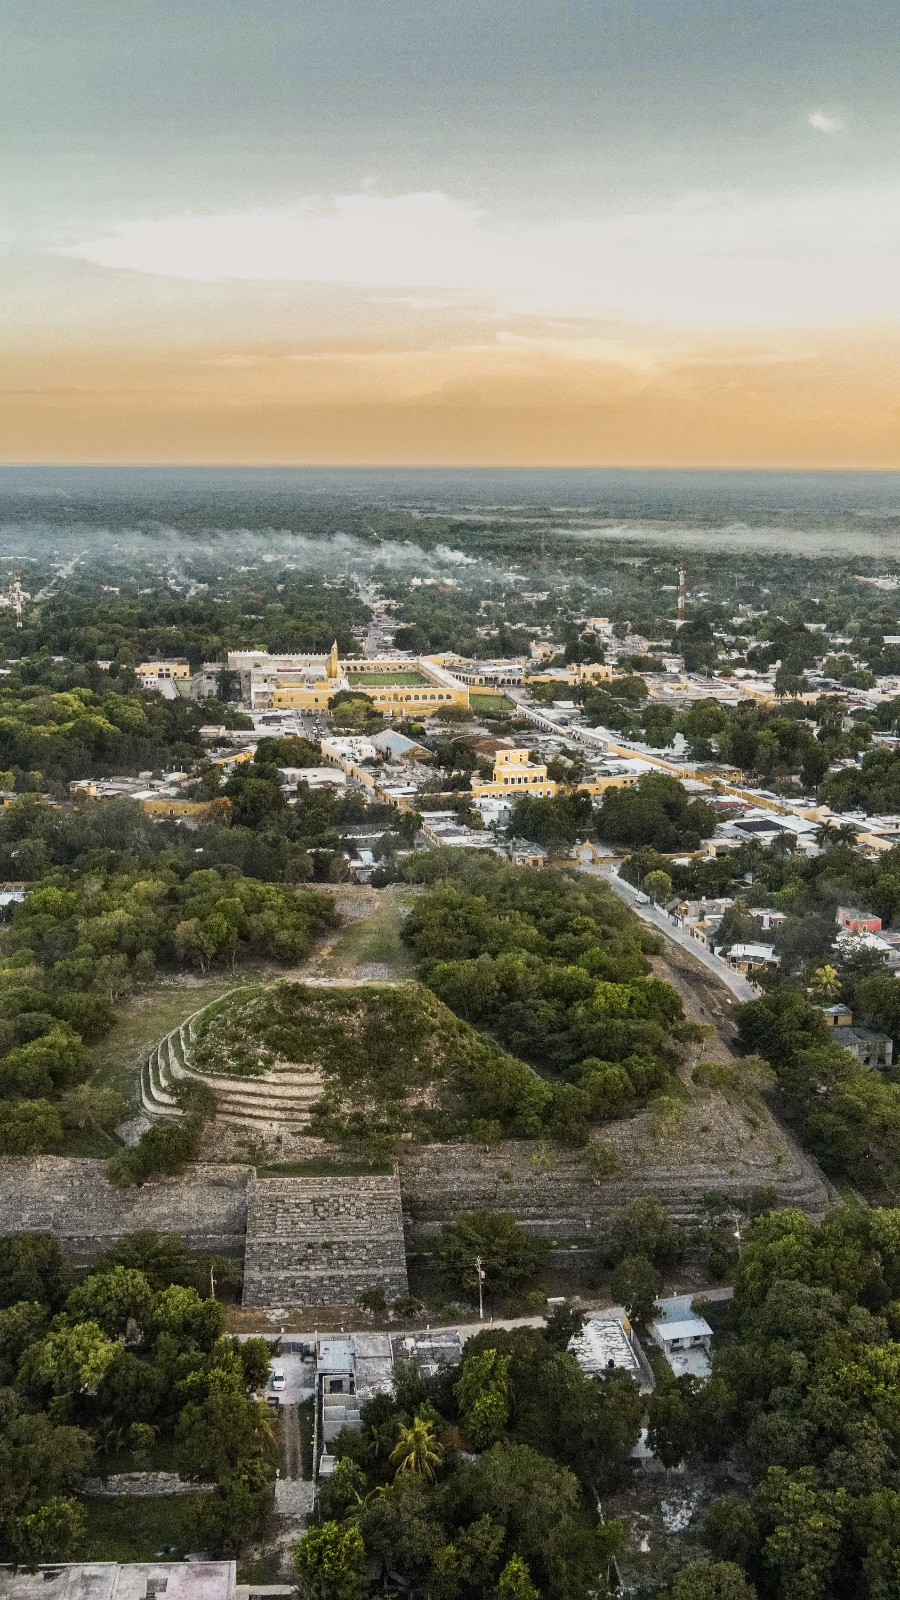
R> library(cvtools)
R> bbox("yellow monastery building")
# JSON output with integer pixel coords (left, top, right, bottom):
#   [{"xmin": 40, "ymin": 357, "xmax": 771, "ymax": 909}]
[{"xmin": 228, "ymin": 647, "xmax": 470, "ymax": 715}]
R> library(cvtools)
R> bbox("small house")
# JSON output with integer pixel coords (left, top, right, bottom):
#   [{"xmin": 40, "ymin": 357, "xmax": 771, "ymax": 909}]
[
  {"xmin": 836, "ymin": 906, "xmax": 883, "ymax": 935},
  {"xmin": 650, "ymin": 1296, "xmax": 713, "ymax": 1379},
  {"xmin": 833, "ymin": 1024, "xmax": 894, "ymax": 1070},
  {"xmin": 726, "ymin": 943, "xmax": 780, "ymax": 975}
]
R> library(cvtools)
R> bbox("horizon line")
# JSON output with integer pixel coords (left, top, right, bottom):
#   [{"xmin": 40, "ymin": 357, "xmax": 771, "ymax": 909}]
[{"xmin": 4, "ymin": 461, "xmax": 900, "ymax": 476}]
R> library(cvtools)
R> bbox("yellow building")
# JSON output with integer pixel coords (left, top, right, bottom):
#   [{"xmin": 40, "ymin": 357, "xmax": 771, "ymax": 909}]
[
  {"xmin": 136, "ymin": 659, "xmax": 192, "ymax": 681},
  {"xmin": 578, "ymin": 770, "xmax": 645, "ymax": 795},
  {"xmin": 230, "ymin": 647, "xmax": 470, "ymax": 715},
  {"xmin": 525, "ymin": 661, "xmax": 613, "ymax": 689},
  {"xmin": 471, "ymin": 748, "xmax": 559, "ymax": 800},
  {"xmin": 472, "ymin": 748, "xmax": 649, "ymax": 804},
  {"xmin": 140, "ymin": 797, "xmax": 226, "ymax": 819}
]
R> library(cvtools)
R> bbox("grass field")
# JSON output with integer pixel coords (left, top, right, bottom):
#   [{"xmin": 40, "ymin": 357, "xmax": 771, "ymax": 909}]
[
  {"xmin": 321, "ymin": 886, "xmax": 418, "ymax": 977},
  {"xmin": 255, "ymin": 1157, "xmax": 393, "ymax": 1176},
  {"xmin": 80, "ymin": 1494, "xmax": 202, "ymax": 1561},
  {"xmin": 346, "ymin": 669, "xmax": 429, "ymax": 686},
  {"xmin": 470, "ymin": 691, "xmax": 516, "ymax": 714}
]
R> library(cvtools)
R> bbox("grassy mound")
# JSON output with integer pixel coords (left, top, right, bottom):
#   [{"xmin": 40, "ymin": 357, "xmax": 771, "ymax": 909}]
[{"xmin": 190, "ymin": 980, "xmax": 543, "ymax": 1141}]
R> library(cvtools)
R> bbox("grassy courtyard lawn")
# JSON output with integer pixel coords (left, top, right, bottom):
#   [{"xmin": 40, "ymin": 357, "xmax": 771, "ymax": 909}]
[
  {"xmin": 321, "ymin": 887, "xmax": 418, "ymax": 977},
  {"xmin": 470, "ymin": 691, "xmax": 516, "ymax": 714},
  {"xmin": 79, "ymin": 1494, "xmax": 202, "ymax": 1561},
  {"xmin": 346, "ymin": 669, "xmax": 429, "ymax": 686}
]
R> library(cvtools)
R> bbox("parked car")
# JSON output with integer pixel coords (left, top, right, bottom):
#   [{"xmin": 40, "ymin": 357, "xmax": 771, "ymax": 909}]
[{"xmin": 271, "ymin": 1368, "xmax": 286, "ymax": 1392}]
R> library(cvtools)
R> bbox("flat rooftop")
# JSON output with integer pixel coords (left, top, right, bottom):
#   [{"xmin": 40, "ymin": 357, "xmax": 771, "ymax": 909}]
[
  {"xmin": 569, "ymin": 1315, "xmax": 640, "ymax": 1379},
  {"xmin": 352, "ymin": 1332, "xmax": 395, "ymax": 1399},
  {"xmin": 0, "ymin": 1567, "xmax": 235, "ymax": 1600}
]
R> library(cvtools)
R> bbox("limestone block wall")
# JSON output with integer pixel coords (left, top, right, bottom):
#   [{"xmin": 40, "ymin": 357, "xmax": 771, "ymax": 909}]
[
  {"xmin": 0, "ymin": 1087, "xmax": 831, "ymax": 1308},
  {"xmin": 397, "ymin": 1097, "xmax": 831, "ymax": 1238},
  {"xmin": 0, "ymin": 1158, "xmax": 250, "ymax": 1257},
  {"xmin": 242, "ymin": 1172, "xmax": 409, "ymax": 1308}
]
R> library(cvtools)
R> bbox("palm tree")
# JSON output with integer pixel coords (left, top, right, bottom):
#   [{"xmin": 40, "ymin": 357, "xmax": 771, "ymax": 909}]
[{"xmin": 389, "ymin": 1413, "xmax": 444, "ymax": 1481}]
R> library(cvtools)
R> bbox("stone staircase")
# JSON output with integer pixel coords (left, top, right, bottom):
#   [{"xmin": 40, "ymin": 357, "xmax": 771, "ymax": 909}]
[
  {"xmin": 242, "ymin": 1172, "xmax": 409, "ymax": 1308},
  {"xmin": 141, "ymin": 1001, "xmax": 324, "ymax": 1138}
]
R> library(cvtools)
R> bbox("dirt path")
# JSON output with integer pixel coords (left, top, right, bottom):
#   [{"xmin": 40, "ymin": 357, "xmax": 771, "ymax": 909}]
[
  {"xmin": 280, "ymin": 1402, "xmax": 302, "ymax": 1480},
  {"xmin": 648, "ymin": 943, "xmax": 740, "ymax": 1061}
]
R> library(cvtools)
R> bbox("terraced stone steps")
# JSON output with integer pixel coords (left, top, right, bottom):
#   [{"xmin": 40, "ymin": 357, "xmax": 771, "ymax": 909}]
[{"xmin": 141, "ymin": 1000, "xmax": 324, "ymax": 1133}]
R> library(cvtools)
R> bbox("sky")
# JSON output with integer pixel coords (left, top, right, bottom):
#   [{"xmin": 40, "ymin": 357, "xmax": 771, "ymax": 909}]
[{"xmin": 3, "ymin": 0, "xmax": 900, "ymax": 468}]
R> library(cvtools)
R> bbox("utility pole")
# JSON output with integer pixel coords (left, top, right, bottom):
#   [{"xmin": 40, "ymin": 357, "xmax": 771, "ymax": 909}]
[{"xmin": 475, "ymin": 1255, "xmax": 485, "ymax": 1321}]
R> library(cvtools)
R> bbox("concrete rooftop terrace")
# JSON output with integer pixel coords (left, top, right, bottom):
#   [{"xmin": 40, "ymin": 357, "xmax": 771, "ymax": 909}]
[{"xmin": 0, "ymin": 1568, "xmax": 235, "ymax": 1600}]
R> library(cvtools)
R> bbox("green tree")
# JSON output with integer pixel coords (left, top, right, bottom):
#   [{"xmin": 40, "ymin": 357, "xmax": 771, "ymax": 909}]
[
  {"xmin": 758, "ymin": 1467, "xmax": 847, "ymax": 1600},
  {"xmin": 543, "ymin": 1302, "xmax": 586, "ymax": 1352},
  {"xmin": 438, "ymin": 1212, "xmax": 546, "ymax": 1297},
  {"xmin": 704, "ymin": 1498, "xmax": 761, "ymax": 1570},
  {"xmin": 390, "ymin": 1413, "xmax": 444, "ymax": 1481},
  {"xmin": 0, "ymin": 1301, "xmax": 48, "ymax": 1383},
  {"xmin": 176, "ymin": 1384, "xmax": 274, "ymax": 1480},
  {"xmin": 647, "ymin": 1376, "xmax": 697, "ymax": 1467},
  {"xmin": 192, "ymin": 1460, "xmax": 273, "ymax": 1555},
  {"xmin": 65, "ymin": 1267, "xmax": 153, "ymax": 1336},
  {"xmin": 0, "ymin": 1233, "xmax": 70, "ymax": 1309},
  {"xmin": 457, "ymin": 1349, "xmax": 512, "ymax": 1449},
  {"xmin": 59, "ymin": 1083, "xmax": 126, "ymax": 1132},
  {"xmin": 13, "ymin": 1496, "xmax": 86, "ymax": 1567},
  {"xmin": 150, "ymin": 1284, "xmax": 224, "ymax": 1350},
  {"xmin": 0, "ymin": 1098, "xmax": 63, "ymax": 1155},
  {"xmin": 430, "ymin": 1515, "xmax": 506, "ymax": 1600},
  {"xmin": 0, "ymin": 1409, "xmax": 93, "ymax": 1546},
  {"xmin": 357, "ymin": 1286, "xmax": 388, "ymax": 1318},
  {"xmin": 643, "ymin": 869, "xmax": 673, "ymax": 905},
  {"xmin": 609, "ymin": 1254, "xmax": 662, "ymax": 1324},
  {"xmin": 672, "ymin": 1560, "xmax": 758, "ymax": 1600},
  {"xmin": 294, "ymin": 1520, "xmax": 368, "ymax": 1600},
  {"xmin": 495, "ymin": 1554, "xmax": 540, "ymax": 1600},
  {"xmin": 809, "ymin": 964, "xmax": 840, "ymax": 1002},
  {"xmin": 96, "ymin": 1229, "xmax": 194, "ymax": 1289},
  {"xmin": 605, "ymin": 1197, "xmax": 683, "ymax": 1269},
  {"xmin": 19, "ymin": 1320, "xmax": 119, "ymax": 1398}
]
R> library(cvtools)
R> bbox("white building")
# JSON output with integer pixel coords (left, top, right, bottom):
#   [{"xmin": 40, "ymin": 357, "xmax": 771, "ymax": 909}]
[
  {"xmin": 568, "ymin": 1313, "xmax": 650, "ymax": 1390},
  {"xmin": 650, "ymin": 1296, "xmax": 713, "ymax": 1379}
]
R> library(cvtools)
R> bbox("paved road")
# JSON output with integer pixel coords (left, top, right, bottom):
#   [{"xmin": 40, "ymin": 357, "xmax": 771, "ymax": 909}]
[
  {"xmin": 582, "ymin": 863, "xmax": 758, "ymax": 1002},
  {"xmin": 268, "ymin": 1352, "xmax": 315, "ymax": 1405}
]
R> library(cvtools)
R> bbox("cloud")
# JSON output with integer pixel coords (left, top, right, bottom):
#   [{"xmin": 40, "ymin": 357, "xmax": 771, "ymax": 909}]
[
  {"xmin": 808, "ymin": 111, "xmax": 843, "ymax": 133},
  {"xmin": 59, "ymin": 182, "xmax": 900, "ymax": 330}
]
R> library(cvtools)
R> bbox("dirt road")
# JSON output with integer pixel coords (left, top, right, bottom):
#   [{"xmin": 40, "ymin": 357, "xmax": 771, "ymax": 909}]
[{"xmin": 280, "ymin": 1401, "xmax": 303, "ymax": 1480}]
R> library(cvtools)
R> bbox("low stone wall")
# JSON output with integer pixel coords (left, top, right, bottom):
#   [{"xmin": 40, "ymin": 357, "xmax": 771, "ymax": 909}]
[{"xmin": 83, "ymin": 1472, "xmax": 212, "ymax": 1497}]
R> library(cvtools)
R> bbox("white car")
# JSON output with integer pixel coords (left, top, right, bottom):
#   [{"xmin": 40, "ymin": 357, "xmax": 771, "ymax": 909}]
[{"xmin": 270, "ymin": 1369, "xmax": 286, "ymax": 1392}]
